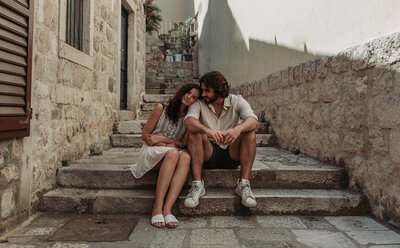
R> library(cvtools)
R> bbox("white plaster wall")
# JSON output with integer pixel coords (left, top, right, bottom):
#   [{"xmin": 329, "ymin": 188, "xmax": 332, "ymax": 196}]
[
  {"xmin": 192, "ymin": 0, "xmax": 400, "ymax": 86},
  {"xmin": 156, "ymin": 0, "xmax": 189, "ymax": 21}
]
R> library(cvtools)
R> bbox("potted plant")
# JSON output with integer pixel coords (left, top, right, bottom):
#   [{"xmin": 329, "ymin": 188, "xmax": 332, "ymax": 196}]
[{"xmin": 179, "ymin": 17, "xmax": 196, "ymax": 61}]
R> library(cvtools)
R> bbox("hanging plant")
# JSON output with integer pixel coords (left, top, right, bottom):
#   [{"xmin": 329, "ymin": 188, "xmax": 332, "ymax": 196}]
[{"xmin": 143, "ymin": 0, "xmax": 162, "ymax": 34}]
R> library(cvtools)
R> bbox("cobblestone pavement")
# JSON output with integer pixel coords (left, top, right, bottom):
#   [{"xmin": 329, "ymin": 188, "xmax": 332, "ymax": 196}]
[{"xmin": 2, "ymin": 213, "xmax": 400, "ymax": 248}]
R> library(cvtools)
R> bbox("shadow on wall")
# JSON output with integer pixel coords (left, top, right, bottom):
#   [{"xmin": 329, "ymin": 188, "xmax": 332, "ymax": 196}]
[
  {"xmin": 232, "ymin": 32, "xmax": 400, "ymax": 229},
  {"xmin": 198, "ymin": 0, "xmax": 315, "ymax": 87}
]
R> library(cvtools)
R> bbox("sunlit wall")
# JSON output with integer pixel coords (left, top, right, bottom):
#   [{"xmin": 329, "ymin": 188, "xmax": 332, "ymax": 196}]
[{"xmin": 192, "ymin": 0, "xmax": 400, "ymax": 86}]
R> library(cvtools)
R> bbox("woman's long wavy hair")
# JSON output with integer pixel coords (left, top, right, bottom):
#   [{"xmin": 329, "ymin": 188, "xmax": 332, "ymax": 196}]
[{"xmin": 166, "ymin": 83, "xmax": 201, "ymax": 123}]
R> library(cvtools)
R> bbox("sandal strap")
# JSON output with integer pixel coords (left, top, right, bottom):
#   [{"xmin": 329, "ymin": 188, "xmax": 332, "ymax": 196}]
[
  {"xmin": 151, "ymin": 214, "xmax": 165, "ymax": 224},
  {"xmin": 164, "ymin": 214, "xmax": 178, "ymax": 224}
]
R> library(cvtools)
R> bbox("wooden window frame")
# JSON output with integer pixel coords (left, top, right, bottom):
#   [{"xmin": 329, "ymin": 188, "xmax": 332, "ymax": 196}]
[{"xmin": 0, "ymin": 0, "xmax": 33, "ymax": 140}]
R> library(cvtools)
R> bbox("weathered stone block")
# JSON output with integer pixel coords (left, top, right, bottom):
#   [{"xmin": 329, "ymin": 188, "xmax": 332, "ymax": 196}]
[
  {"xmin": 370, "ymin": 70, "xmax": 394, "ymax": 97},
  {"xmin": 351, "ymin": 43, "xmax": 373, "ymax": 71},
  {"xmin": 1, "ymin": 187, "xmax": 15, "ymax": 218},
  {"xmin": 345, "ymin": 105, "xmax": 364, "ymax": 130},
  {"xmin": 303, "ymin": 60, "xmax": 316, "ymax": 82},
  {"xmin": 370, "ymin": 96, "xmax": 400, "ymax": 129},
  {"xmin": 320, "ymin": 78, "xmax": 339, "ymax": 103},
  {"xmin": 331, "ymin": 54, "xmax": 351, "ymax": 74},
  {"xmin": 316, "ymin": 57, "xmax": 330, "ymax": 79},
  {"xmin": 368, "ymin": 129, "xmax": 387, "ymax": 156},
  {"xmin": 308, "ymin": 82, "xmax": 320, "ymax": 103},
  {"xmin": 35, "ymin": 28, "xmax": 51, "ymax": 54},
  {"xmin": 0, "ymin": 165, "xmax": 18, "ymax": 186},
  {"xmin": 44, "ymin": 0, "xmax": 57, "ymax": 30},
  {"xmin": 293, "ymin": 65, "xmax": 304, "ymax": 85},
  {"xmin": 341, "ymin": 131, "xmax": 363, "ymax": 154},
  {"xmin": 389, "ymin": 129, "xmax": 400, "ymax": 163}
]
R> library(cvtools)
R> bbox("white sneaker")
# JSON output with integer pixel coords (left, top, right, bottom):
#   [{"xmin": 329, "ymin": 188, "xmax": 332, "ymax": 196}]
[
  {"xmin": 235, "ymin": 179, "xmax": 257, "ymax": 207},
  {"xmin": 184, "ymin": 180, "xmax": 205, "ymax": 208}
]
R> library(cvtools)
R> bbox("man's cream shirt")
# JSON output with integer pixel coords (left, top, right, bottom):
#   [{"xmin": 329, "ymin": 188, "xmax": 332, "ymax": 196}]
[{"xmin": 185, "ymin": 94, "xmax": 258, "ymax": 148}]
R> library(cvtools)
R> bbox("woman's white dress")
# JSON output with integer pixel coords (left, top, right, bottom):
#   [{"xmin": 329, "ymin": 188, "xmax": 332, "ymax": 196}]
[{"xmin": 130, "ymin": 106, "xmax": 186, "ymax": 178}]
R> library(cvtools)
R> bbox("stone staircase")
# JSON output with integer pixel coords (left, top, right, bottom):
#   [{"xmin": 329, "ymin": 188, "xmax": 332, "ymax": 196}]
[{"xmin": 41, "ymin": 93, "xmax": 367, "ymax": 216}]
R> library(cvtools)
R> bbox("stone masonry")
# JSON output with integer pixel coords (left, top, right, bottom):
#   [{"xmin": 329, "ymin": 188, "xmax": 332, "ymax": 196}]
[
  {"xmin": 0, "ymin": 0, "xmax": 147, "ymax": 236},
  {"xmin": 232, "ymin": 32, "xmax": 400, "ymax": 229}
]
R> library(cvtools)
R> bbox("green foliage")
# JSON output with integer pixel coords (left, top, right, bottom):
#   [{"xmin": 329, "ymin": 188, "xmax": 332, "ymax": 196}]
[
  {"xmin": 61, "ymin": 159, "xmax": 69, "ymax": 167},
  {"xmin": 89, "ymin": 146, "xmax": 102, "ymax": 156},
  {"xmin": 144, "ymin": 0, "xmax": 162, "ymax": 34},
  {"xmin": 158, "ymin": 17, "xmax": 196, "ymax": 55}
]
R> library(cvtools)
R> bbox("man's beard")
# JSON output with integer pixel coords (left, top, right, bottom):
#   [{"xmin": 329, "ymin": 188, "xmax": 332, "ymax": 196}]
[{"xmin": 204, "ymin": 95, "xmax": 218, "ymax": 104}]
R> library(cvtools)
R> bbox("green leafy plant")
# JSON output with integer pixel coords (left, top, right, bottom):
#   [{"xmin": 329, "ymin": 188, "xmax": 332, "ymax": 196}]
[
  {"xmin": 61, "ymin": 159, "xmax": 69, "ymax": 167},
  {"xmin": 89, "ymin": 146, "xmax": 102, "ymax": 156},
  {"xmin": 158, "ymin": 17, "xmax": 197, "ymax": 58},
  {"xmin": 143, "ymin": 0, "xmax": 162, "ymax": 34}
]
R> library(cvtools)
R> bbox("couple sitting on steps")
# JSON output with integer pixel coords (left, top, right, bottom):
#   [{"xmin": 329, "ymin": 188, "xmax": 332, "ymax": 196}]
[{"xmin": 130, "ymin": 71, "xmax": 259, "ymax": 228}]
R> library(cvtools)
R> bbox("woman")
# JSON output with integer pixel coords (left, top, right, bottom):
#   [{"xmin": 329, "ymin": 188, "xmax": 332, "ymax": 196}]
[{"xmin": 130, "ymin": 83, "xmax": 201, "ymax": 228}]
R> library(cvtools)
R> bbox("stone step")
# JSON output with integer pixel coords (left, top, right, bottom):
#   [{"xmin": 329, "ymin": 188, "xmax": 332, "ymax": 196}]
[
  {"xmin": 146, "ymin": 88, "xmax": 185, "ymax": 94},
  {"xmin": 136, "ymin": 110, "xmax": 151, "ymax": 120},
  {"xmin": 114, "ymin": 120, "xmax": 146, "ymax": 134},
  {"xmin": 57, "ymin": 153, "xmax": 347, "ymax": 190},
  {"xmin": 142, "ymin": 94, "xmax": 173, "ymax": 103},
  {"xmin": 114, "ymin": 118, "xmax": 271, "ymax": 135},
  {"xmin": 141, "ymin": 102, "xmax": 158, "ymax": 111},
  {"xmin": 41, "ymin": 188, "xmax": 367, "ymax": 216},
  {"xmin": 110, "ymin": 134, "xmax": 276, "ymax": 148}
]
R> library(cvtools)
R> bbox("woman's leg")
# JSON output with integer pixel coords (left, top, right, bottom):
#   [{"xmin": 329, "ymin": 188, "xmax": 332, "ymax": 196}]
[
  {"xmin": 163, "ymin": 152, "xmax": 191, "ymax": 227},
  {"xmin": 152, "ymin": 149, "xmax": 180, "ymax": 227}
]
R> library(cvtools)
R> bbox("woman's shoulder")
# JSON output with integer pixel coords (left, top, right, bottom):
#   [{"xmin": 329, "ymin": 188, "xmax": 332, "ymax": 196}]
[{"xmin": 154, "ymin": 103, "xmax": 165, "ymax": 111}]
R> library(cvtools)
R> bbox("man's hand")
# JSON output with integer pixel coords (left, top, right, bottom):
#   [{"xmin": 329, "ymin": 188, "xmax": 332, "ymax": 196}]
[
  {"xmin": 205, "ymin": 129, "xmax": 225, "ymax": 145},
  {"xmin": 223, "ymin": 127, "xmax": 241, "ymax": 145}
]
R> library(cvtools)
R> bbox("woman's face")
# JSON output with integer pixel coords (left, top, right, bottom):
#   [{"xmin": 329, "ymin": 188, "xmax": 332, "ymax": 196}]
[{"xmin": 181, "ymin": 88, "xmax": 200, "ymax": 107}]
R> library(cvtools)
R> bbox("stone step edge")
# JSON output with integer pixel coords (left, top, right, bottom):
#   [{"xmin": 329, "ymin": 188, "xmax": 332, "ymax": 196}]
[
  {"xmin": 57, "ymin": 164, "xmax": 347, "ymax": 190},
  {"xmin": 110, "ymin": 134, "xmax": 276, "ymax": 148},
  {"xmin": 41, "ymin": 188, "xmax": 368, "ymax": 216}
]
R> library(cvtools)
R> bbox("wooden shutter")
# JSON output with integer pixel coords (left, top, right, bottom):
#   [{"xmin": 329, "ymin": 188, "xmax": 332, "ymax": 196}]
[{"xmin": 0, "ymin": 0, "xmax": 33, "ymax": 140}]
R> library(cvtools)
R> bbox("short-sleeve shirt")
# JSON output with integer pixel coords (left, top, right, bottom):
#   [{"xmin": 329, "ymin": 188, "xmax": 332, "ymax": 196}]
[{"xmin": 185, "ymin": 94, "xmax": 258, "ymax": 146}]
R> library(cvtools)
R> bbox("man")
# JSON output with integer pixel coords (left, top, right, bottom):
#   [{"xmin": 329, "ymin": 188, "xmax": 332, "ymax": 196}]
[{"xmin": 183, "ymin": 71, "xmax": 259, "ymax": 208}]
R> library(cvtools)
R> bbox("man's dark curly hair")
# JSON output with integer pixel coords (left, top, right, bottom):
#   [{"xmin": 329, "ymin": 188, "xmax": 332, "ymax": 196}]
[
  {"xmin": 199, "ymin": 71, "xmax": 230, "ymax": 98},
  {"xmin": 166, "ymin": 83, "xmax": 201, "ymax": 123}
]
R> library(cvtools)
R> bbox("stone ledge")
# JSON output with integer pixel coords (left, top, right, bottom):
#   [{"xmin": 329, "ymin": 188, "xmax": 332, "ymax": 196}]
[
  {"xmin": 57, "ymin": 162, "xmax": 347, "ymax": 190},
  {"xmin": 110, "ymin": 134, "xmax": 276, "ymax": 148},
  {"xmin": 41, "ymin": 188, "xmax": 367, "ymax": 216}
]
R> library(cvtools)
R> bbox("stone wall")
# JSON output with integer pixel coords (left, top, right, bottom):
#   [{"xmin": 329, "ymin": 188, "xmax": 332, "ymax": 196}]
[
  {"xmin": 145, "ymin": 33, "xmax": 198, "ymax": 94},
  {"xmin": 0, "ymin": 0, "xmax": 146, "ymax": 235},
  {"xmin": 233, "ymin": 32, "xmax": 400, "ymax": 228}
]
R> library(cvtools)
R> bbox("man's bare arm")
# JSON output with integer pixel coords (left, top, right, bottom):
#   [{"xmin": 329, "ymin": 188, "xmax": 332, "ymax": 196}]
[
  {"xmin": 184, "ymin": 117, "xmax": 225, "ymax": 144},
  {"xmin": 224, "ymin": 117, "xmax": 258, "ymax": 145}
]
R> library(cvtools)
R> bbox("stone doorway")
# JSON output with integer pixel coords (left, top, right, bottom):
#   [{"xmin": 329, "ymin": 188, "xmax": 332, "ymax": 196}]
[{"xmin": 120, "ymin": 6, "xmax": 129, "ymax": 110}]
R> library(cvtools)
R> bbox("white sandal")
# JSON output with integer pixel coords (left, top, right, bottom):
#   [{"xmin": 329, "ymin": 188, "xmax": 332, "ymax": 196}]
[
  {"xmin": 151, "ymin": 214, "xmax": 165, "ymax": 228},
  {"xmin": 164, "ymin": 214, "xmax": 179, "ymax": 229}
]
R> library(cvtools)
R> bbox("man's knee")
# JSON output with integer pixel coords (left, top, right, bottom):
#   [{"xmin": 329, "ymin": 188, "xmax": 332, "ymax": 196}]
[
  {"xmin": 240, "ymin": 130, "xmax": 256, "ymax": 142},
  {"xmin": 188, "ymin": 132, "xmax": 203, "ymax": 143}
]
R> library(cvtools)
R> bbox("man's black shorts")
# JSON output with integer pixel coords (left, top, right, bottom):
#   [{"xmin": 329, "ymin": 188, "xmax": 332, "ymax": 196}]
[{"xmin": 203, "ymin": 143, "xmax": 240, "ymax": 169}]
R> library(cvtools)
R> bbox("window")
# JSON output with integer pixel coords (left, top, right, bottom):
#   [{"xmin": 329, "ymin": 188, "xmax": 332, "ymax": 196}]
[
  {"xmin": 66, "ymin": 0, "xmax": 83, "ymax": 51},
  {"xmin": 0, "ymin": 0, "xmax": 34, "ymax": 140},
  {"xmin": 59, "ymin": 0, "xmax": 93, "ymax": 69}
]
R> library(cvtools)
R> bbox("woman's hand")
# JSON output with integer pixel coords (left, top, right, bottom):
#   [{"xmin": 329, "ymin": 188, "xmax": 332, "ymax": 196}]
[{"xmin": 148, "ymin": 134, "xmax": 164, "ymax": 145}]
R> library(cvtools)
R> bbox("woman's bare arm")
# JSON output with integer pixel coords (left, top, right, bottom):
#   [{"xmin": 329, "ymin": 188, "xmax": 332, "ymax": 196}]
[{"xmin": 141, "ymin": 104, "xmax": 164, "ymax": 145}]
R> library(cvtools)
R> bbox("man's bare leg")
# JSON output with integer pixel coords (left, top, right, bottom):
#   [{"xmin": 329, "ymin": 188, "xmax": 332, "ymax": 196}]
[
  {"xmin": 229, "ymin": 131, "xmax": 256, "ymax": 178},
  {"xmin": 184, "ymin": 132, "xmax": 213, "ymax": 208},
  {"xmin": 187, "ymin": 132, "xmax": 213, "ymax": 180},
  {"xmin": 229, "ymin": 131, "xmax": 257, "ymax": 207}
]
